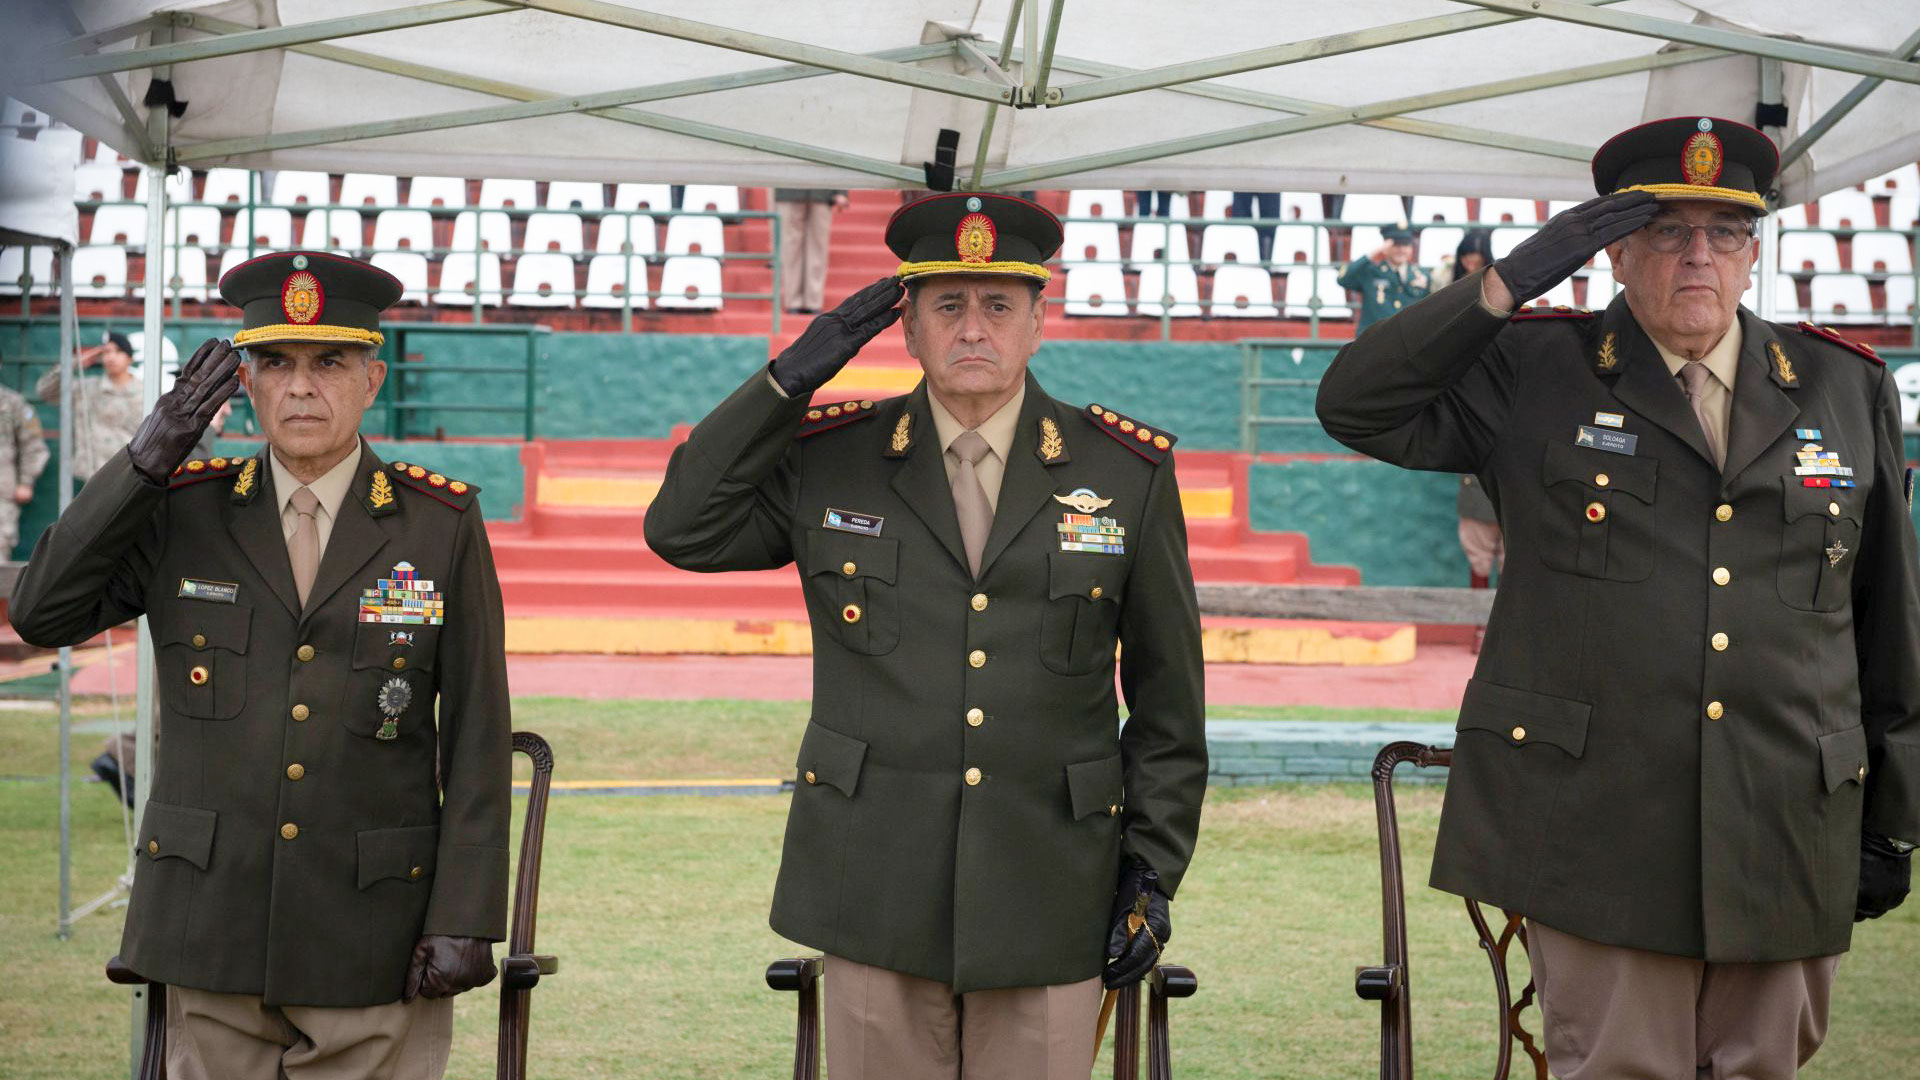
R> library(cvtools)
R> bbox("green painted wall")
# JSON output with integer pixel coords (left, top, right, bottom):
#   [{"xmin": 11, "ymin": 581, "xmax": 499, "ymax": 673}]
[
  {"xmin": 1251, "ymin": 460, "xmax": 1465, "ymax": 586},
  {"xmin": 1029, "ymin": 342, "xmax": 1243, "ymax": 450}
]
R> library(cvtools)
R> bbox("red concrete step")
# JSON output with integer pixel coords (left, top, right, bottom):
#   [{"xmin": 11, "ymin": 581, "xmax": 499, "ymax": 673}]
[
  {"xmin": 526, "ymin": 505, "xmax": 648, "ymax": 539},
  {"xmin": 499, "ymin": 568, "xmax": 803, "ymax": 611}
]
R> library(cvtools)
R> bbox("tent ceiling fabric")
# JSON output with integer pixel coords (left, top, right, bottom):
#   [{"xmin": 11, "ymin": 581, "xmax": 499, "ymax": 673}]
[{"xmin": 6, "ymin": 0, "xmax": 1918, "ymax": 205}]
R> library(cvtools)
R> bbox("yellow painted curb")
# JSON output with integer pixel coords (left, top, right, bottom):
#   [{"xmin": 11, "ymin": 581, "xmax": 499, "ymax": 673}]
[
  {"xmin": 1201, "ymin": 623, "xmax": 1415, "ymax": 666},
  {"xmin": 820, "ymin": 365, "xmax": 922, "ymax": 395},
  {"xmin": 538, "ymin": 475, "xmax": 662, "ymax": 508},
  {"xmin": 1180, "ymin": 486, "xmax": 1233, "ymax": 519}
]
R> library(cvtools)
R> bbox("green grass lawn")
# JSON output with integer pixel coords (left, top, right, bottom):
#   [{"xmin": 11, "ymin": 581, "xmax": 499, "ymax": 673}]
[{"xmin": 2, "ymin": 698, "xmax": 1913, "ymax": 1079}]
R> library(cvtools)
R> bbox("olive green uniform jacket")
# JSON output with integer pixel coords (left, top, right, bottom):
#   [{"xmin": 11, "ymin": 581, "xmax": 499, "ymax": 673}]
[
  {"xmin": 644, "ymin": 369, "xmax": 1207, "ymax": 993},
  {"xmin": 1316, "ymin": 271, "xmax": 1920, "ymax": 962},
  {"xmin": 9, "ymin": 444, "xmax": 512, "ymax": 1006}
]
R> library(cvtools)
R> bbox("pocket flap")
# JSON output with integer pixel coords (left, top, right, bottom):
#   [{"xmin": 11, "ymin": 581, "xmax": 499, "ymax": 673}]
[
  {"xmin": 159, "ymin": 603, "xmax": 252, "ymax": 654},
  {"xmin": 1781, "ymin": 478, "xmax": 1861, "ymax": 524},
  {"xmin": 805, "ymin": 529, "xmax": 898, "ymax": 585},
  {"xmin": 356, "ymin": 825, "xmax": 440, "ymax": 889},
  {"xmin": 140, "ymin": 801, "xmax": 217, "ymax": 870},
  {"xmin": 1065, "ymin": 753, "xmax": 1125, "ymax": 820},
  {"xmin": 1542, "ymin": 441, "xmax": 1657, "ymax": 504},
  {"xmin": 796, "ymin": 721, "xmax": 869, "ymax": 798},
  {"xmin": 1456, "ymin": 678, "xmax": 1592, "ymax": 758},
  {"xmin": 352, "ymin": 623, "xmax": 440, "ymax": 672},
  {"xmin": 1048, "ymin": 550, "xmax": 1128, "ymax": 603},
  {"xmin": 1817, "ymin": 726, "xmax": 1869, "ymax": 793}
]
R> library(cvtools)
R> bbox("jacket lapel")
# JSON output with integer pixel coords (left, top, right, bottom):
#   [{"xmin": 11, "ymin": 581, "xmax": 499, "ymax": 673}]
[
  {"xmin": 977, "ymin": 375, "xmax": 1066, "ymax": 578},
  {"xmin": 886, "ymin": 385, "xmax": 970, "ymax": 575},
  {"xmin": 225, "ymin": 457, "xmax": 302, "ymax": 619},
  {"xmin": 300, "ymin": 443, "xmax": 396, "ymax": 625},
  {"xmin": 1720, "ymin": 312, "xmax": 1800, "ymax": 483},
  {"xmin": 1603, "ymin": 297, "xmax": 1716, "ymax": 469}
]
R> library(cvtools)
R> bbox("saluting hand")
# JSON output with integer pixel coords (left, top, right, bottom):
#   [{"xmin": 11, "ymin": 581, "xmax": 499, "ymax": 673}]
[
  {"xmin": 1102, "ymin": 860, "xmax": 1172, "ymax": 989},
  {"xmin": 1488, "ymin": 190, "xmax": 1659, "ymax": 309},
  {"xmin": 403, "ymin": 934, "xmax": 498, "ymax": 1001},
  {"xmin": 125, "ymin": 337, "xmax": 242, "ymax": 486},
  {"xmin": 769, "ymin": 277, "xmax": 905, "ymax": 397}
]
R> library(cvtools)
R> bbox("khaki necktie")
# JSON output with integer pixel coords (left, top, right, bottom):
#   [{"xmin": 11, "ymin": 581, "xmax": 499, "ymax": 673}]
[
  {"xmin": 949, "ymin": 431, "xmax": 994, "ymax": 578},
  {"xmin": 288, "ymin": 486, "xmax": 322, "ymax": 606},
  {"xmin": 1677, "ymin": 361, "xmax": 1724, "ymax": 469}
]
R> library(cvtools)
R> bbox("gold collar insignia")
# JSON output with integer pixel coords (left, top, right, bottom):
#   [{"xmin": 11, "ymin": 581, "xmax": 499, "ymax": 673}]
[{"xmin": 1036, "ymin": 415, "xmax": 1068, "ymax": 465}]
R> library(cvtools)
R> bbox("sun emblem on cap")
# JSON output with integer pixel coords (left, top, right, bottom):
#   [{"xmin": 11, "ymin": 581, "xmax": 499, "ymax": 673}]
[
  {"xmin": 282, "ymin": 271, "xmax": 323, "ymax": 325},
  {"xmin": 1681, "ymin": 130, "xmax": 1723, "ymax": 186},
  {"xmin": 955, "ymin": 212, "xmax": 997, "ymax": 264}
]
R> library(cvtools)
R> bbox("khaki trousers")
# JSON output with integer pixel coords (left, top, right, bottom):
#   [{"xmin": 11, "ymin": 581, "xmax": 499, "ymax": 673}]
[
  {"xmin": 824, "ymin": 955, "xmax": 1103, "ymax": 1080},
  {"xmin": 776, "ymin": 199, "xmax": 834, "ymax": 311},
  {"xmin": 165, "ymin": 985, "xmax": 454, "ymax": 1080},
  {"xmin": 1526, "ymin": 921, "xmax": 1840, "ymax": 1080}
]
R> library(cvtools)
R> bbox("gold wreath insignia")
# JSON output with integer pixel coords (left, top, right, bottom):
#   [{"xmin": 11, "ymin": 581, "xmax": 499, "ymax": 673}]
[
  {"xmin": 368, "ymin": 469, "xmax": 396, "ymax": 510},
  {"xmin": 231, "ymin": 457, "xmax": 257, "ymax": 498},
  {"xmin": 1038, "ymin": 417, "xmax": 1064, "ymax": 462},
  {"xmin": 1769, "ymin": 340, "xmax": 1796, "ymax": 384},
  {"xmin": 890, "ymin": 412, "xmax": 912, "ymax": 454},
  {"xmin": 1595, "ymin": 331, "xmax": 1619, "ymax": 370}
]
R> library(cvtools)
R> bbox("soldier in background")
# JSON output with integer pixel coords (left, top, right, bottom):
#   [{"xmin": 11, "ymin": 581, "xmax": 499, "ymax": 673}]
[
  {"xmin": 37, "ymin": 329, "xmax": 141, "ymax": 481},
  {"xmin": 0, "ymin": 348, "xmax": 50, "ymax": 556},
  {"xmin": 1337, "ymin": 224, "xmax": 1431, "ymax": 331}
]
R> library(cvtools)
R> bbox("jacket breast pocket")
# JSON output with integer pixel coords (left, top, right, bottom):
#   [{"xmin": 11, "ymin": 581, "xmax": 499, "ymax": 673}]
[
  {"xmin": 1538, "ymin": 441, "xmax": 1658, "ymax": 582},
  {"xmin": 1041, "ymin": 551, "xmax": 1127, "ymax": 676},
  {"xmin": 348, "ymin": 624, "xmax": 441, "ymax": 740},
  {"xmin": 157, "ymin": 603, "xmax": 251, "ymax": 720},
  {"xmin": 804, "ymin": 529, "xmax": 899, "ymax": 656},
  {"xmin": 1777, "ymin": 480, "xmax": 1861, "ymax": 612}
]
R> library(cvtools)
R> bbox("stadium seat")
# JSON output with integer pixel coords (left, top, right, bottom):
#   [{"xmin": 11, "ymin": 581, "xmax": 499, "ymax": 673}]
[
  {"xmin": 266, "ymin": 170, "xmax": 332, "ymax": 207},
  {"xmin": 1066, "ymin": 190, "xmax": 1125, "ymax": 220},
  {"xmin": 450, "ymin": 210, "xmax": 512, "ymax": 254},
  {"xmin": 87, "ymin": 138, "xmax": 125, "ymax": 166},
  {"xmin": 73, "ymin": 164, "xmax": 126, "ymax": 203},
  {"xmin": 1130, "ymin": 214, "xmax": 1203, "ymax": 318},
  {"xmin": 1410, "ymin": 196, "xmax": 1469, "ymax": 224},
  {"xmin": 1816, "ymin": 188, "xmax": 1876, "ymax": 231},
  {"xmin": 1893, "ymin": 359, "xmax": 1920, "ymax": 423},
  {"xmin": 583, "ymin": 254, "xmax": 649, "ymax": 309},
  {"xmin": 1280, "ymin": 192, "xmax": 1321, "ymax": 222},
  {"xmin": 656, "ymin": 255, "xmax": 723, "ymax": 309},
  {"xmin": 523, "ymin": 212, "xmax": 585, "ymax": 255},
  {"xmin": 1527, "ymin": 276, "xmax": 1577, "ymax": 308},
  {"xmin": 164, "ymin": 206, "xmax": 223, "ymax": 250},
  {"xmin": 680, "ymin": 185, "xmax": 740, "ymax": 214},
  {"xmin": 1476, "ymin": 197, "xmax": 1539, "ymax": 224},
  {"xmin": 338, "ymin": 173, "xmax": 399, "ymax": 208},
  {"xmin": 200, "ymin": 168, "xmax": 256, "ymax": 206},
  {"xmin": 596, "ymin": 213, "xmax": 657, "ymax": 257},
  {"xmin": 1885, "ymin": 275, "xmax": 1916, "ymax": 325},
  {"xmin": 546, "ymin": 181, "xmax": 605, "ymax": 212},
  {"xmin": 300, "ymin": 209, "xmax": 363, "ymax": 254},
  {"xmin": 1282, "ymin": 266, "xmax": 1351, "ymax": 319},
  {"xmin": 0, "ymin": 247, "xmax": 53, "ymax": 295},
  {"xmin": 72, "ymin": 247, "xmax": 128, "ymax": 298},
  {"xmin": 1545, "ymin": 200, "xmax": 1579, "ymax": 217},
  {"xmin": 1774, "ymin": 204, "xmax": 1809, "ymax": 230},
  {"xmin": 1588, "ymin": 246, "xmax": 1611, "ymax": 270},
  {"xmin": 90, "ymin": 205, "xmax": 148, "ymax": 247},
  {"xmin": 433, "ymin": 252, "xmax": 504, "ymax": 305},
  {"xmin": 613, "ymin": 183, "xmax": 674, "ymax": 212},
  {"xmin": 1890, "ymin": 191, "xmax": 1919, "ymax": 231},
  {"xmin": 1272, "ymin": 224, "xmax": 1330, "ymax": 266},
  {"xmin": 407, "ymin": 175, "xmax": 468, "ymax": 209},
  {"xmin": 507, "ymin": 253, "xmax": 578, "ymax": 307},
  {"xmin": 1339, "ymin": 193, "xmax": 1406, "ymax": 225},
  {"xmin": 214, "ymin": 247, "xmax": 250, "ymax": 285},
  {"xmin": 1348, "ymin": 226, "xmax": 1386, "ymax": 257},
  {"xmin": 370, "ymin": 209, "xmax": 435, "ymax": 254},
  {"xmin": 369, "ymin": 252, "xmax": 431, "ymax": 304},
  {"xmin": 1201, "ymin": 190, "xmax": 1236, "ymax": 220},
  {"xmin": 663, "ymin": 215, "xmax": 725, "ymax": 257},
  {"xmin": 1851, "ymin": 231, "xmax": 1913, "ymax": 274},
  {"xmin": 1809, "ymin": 273, "xmax": 1875, "ymax": 324},
  {"xmin": 479, "ymin": 178, "xmax": 538, "ymax": 210},
  {"xmin": 1581, "ymin": 269, "xmax": 1617, "ymax": 308},
  {"xmin": 1063, "ymin": 264, "xmax": 1129, "ymax": 316},
  {"xmin": 1743, "ymin": 272, "xmax": 1803, "ymax": 318},
  {"xmin": 1209, "ymin": 264, "xmax": 1278, "ymax": 317},
  {"xmin": 1199, "ymin": 223, "xmax": 1262, "ymax": 266},
  {"xmin": 1061, "ymin": 221, "xmax": 1121, "ymax": 265},
  {"xmin": 1779, "ymin": 231, "xmax": 1841, "ymax": 273},
  {"xmin": 131, "ymin": 168, "xmax": 193, "ymax": 205},
  {"xmin": 1490, "ymin": 226, "xmax": 1533, "ymax": 259},
  {"xmin": 133, "ymin": 246, "xmax": 209, "ymax": 302},
  {"xmin": 1416, "ymin": 226, "xmax": 1464, "ymax": 267},
  {"xmin": 228, "ymin": 207, "xmax": 293, "ymax": 251},
  {"xmin": 1871, "ymin": 165, "xmax": 1919, "ymax": 196}
]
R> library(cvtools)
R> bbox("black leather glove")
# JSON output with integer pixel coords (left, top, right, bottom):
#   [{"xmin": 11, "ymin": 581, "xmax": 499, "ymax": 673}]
[
  {"xmin": 1490, "ymin": 190, "xmax": 1660, "ymax": 305},
  {"xmin": 769, "ymin": 277, "xmax": 904, "ymax": 396},
  {"xmin": 125, "ymin": 337, "xmax": 242, "ymax": 485},
  {"xmin": 1856, "ymin": 833, "xmax": 1912, "ymax": 921},
  {"xmin": 402, "ymin": 934, "xmax": 497, "ymax": 1001},
  {"xmin": 1103, "ymin": 860, "xmax": 1171, "ymax": 989}
]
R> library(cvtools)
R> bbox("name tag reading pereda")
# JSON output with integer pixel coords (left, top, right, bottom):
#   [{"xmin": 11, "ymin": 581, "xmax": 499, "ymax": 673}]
[
  {"xmin": 178, "ymin": 578, "xmax": 239, "ymax": 604},
  {"xmin": 823, "ymin": 508, "xmax": 884, "ymax": 536},
  {"xmin": 1573, "ymin": 425, "xmax": 1638, "ymax": 457}
]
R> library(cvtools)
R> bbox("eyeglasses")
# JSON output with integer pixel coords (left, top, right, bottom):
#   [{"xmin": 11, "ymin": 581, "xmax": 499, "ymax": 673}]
[{"xmin": 1642, "ymin": 220, "xmax": 1755, "ymax": 254}]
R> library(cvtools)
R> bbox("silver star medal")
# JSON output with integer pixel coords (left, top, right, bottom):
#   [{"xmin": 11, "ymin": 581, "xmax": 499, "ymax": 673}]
[
  {"xmin": 376, "ymin": 676, "xmax": 412, "ymax": 741},
  {"xmin": 1826, "ymin": 540, "xmax": 1848, "ymax": 568}
]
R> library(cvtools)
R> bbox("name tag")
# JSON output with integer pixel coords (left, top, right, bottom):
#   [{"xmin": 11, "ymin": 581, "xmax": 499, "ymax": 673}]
[
  {"xmin": 178, "ymin": 578, "xmax": 238, "ymax": 604},
  {"xmin": 823, "ymin": 508, "xmax": 884, "ymax": 536},
  {"xmin": 1574, "ymin": 425, "xmax": 1638, "ymax": 456}
]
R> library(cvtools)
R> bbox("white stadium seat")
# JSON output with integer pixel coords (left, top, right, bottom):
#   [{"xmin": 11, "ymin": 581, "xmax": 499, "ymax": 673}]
[
  {"xmin": 201, "ymin": 168, "xmax": 256, "ymax": 206},
  {"xmin": 1410, "ymin": 196, "xmax": 1469, "ymax": 224},
  {"xmin": 1209, "ymin": 264, "xmax": 1278, "ymax": 317},
  {"xmin": 523, "ymin": 212, "xmax": 585, "ymax": 255},
  {"xmin": 1588, "ymin": 246, "xmax": 1611, "ymax": 270},
  {"xmin": 73, "ymin": 164, "xmax": 125, "ymax": 202},
  {"xmin": 1816, "ymin": 189, "xmax": 1876, "ymax": 231},
  {"xmin": 1127, "ymin": 218, "xmax": 1187, "ymax": 266},
  {"xmin": 1871, "ymin": 165, "xmax": 1919, "ymax": 196},
  {"xmin": 1774, "ymin": 204, "xmax": 1809, "ymax": 230},
  {"xmin": 134, "ymin": 246, "xmax": 208, "ymax": 302},
  {"xmin": 90, "ymin": 205, "xmax": 148, "ymax": 247},
  {"xmin": 1201, "ymin": 190, "xmax": 1236, "ymax": 220},
  {"xmin": 433, "ymin": 253, "xmax": 503, "ymax": 305},
  {"xmin": 1279, "ymin": 192, "xmax": 1321, "ymax": 222},
  {"xmin": 370, "ymin": 209, "xmax": 435, "ymax": 254},
  {"xmin": 596, "ymin": 213, "xmax": 657, "ymax": 256},
  {"xmin": 1417, "ymin": 226, "xmax": 1463, "ymax": 267},
  {"xmin": 613, "ymin": 183, "xmax": 674, "ymax": 212},
  {"xmin": 407, "ymin": 176, "xmax": 467, "ymax": 209},
  {"xmin": 1062, "ymin": 265, "xmax": 1129, "ymax": 316},
  {"xmin": 583, "ymin": 254, "xmax": 649, "ymax": 309},
  {"xmin": 663, "ymin": 215, "xmax": 725, "ymax": 256},
  {"xmin": 656, "ymin": 255, "xmax": 723, "ymax": 309},
  {"xmin": 1851, "ymin": 232, "xmax": 1913, "ymax": 274},
  {"xmin": 1348, "ymin": 226, "xmax": 1385, "ymax": 257},
  {"xmin": 1135, "ymin": 260, "xmax": 1202, "ymax": 318},
  {"xmin": 1271, "ymin": 225, "xmax": 1330, "ymax": 266},
  {"xmin": 1890, "ymin": 191, "xmax": 1919, "ymax": 231},
  {"xmin": 1490, "ymin": 227, "xmax": 1533, "ymax": 259},
  {"xmin": 165, "ymin": 207, "xmax": 223, "ymax": 250},
  {"xmin": 1067, "ymin": 190, "xmax": 1125, "ymax": 220},
  {"xmin": 679, "ymin": 185, "xmax": 739, "ymax": 214},
  {"xmin": 72, "ymin": 247, "xmax": 128, "ymax": 298},
  {"xmin": 1199, "ymin": 223, "xmax": 1262, "ymax": 266},
  {"xmin": 266, "ymin": 170, "xmax": 331, "ymax": 207},
  {"xmin": 1809, "ymin": 273, "xmax": 1875, "ymax": 324},
  {"xmin": 132, "ymin": 168, "xmax": 193, "ymax": 205},
  {"xmin": 1476, "ymin": 198, "xmax": 1539, "ymax": 225},
  {"xmin": 1061, "ymin": 222, "xmax": 1121, "ymax": 265},
  {"xmin": 1779, "ymin": 231, "xmax": 1841, "ymax": 273},
  {"xmin": 507, "ymin": 253, "xmax": 578, "ymax": 307},
  {"xmin": 1744, "ymin": 272, "xmax": 1803, "ymax": 318},
  {"xmin": 0, "ymin": 247, "xmax": 53, "ymax": 295},
  {"xmin": 1339, "ymin": 193, "xmax": 1405, "ymax": 225},
  {"xmin": 1527, "ymin": 276, "xmax": 1577, "ymax": 308},
  {"xmin": 546, "ymin": 181, "xmax": 605, "ymax": 212},
  {"xmin": 370, "ymin": 252, "xmax": 431, "ymax": 304},
  {"xmin": 1282, "ymin": 266, "xmax": 1351, "ymax": 320},
  {"xmin": 230, "ymin": 207, "xmax": 294, "ymax": 251},
  {"xmin": 338, "ymin": 173, "xmax": 399, "ymax": 208},
  {"xmin": 300, "ymin": 209, "xmax": 362, "ymax": 254},
  {"xmin": 1581, "ymin": 269, "xmax": 1617, "ymax": 307},
  {"xmin": 1884, "ymin": 275, "xmax": 1916, "ymax": 323},
  {"xmin": 1893, "ymin": 360, "xmax": 1920, "ymax": 423},
  {"xmin": 450, "ymin": 210, "xmax": 512, "ymax": 254},
  {"xmin": 478, "ymin": 178, "xmax": 537, "ymax": 210}
]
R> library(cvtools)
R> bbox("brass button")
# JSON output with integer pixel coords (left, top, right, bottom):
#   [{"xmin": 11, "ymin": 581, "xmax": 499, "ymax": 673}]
[
  {"xmin": 1089, "ymin": 585, "xmax": 1104, "ymax": 599},
  {"xmin": 964, "ymin": 767, "xmax": 982, "ymax": 786},
  {"xmin": 1828, "ymin": 501, "xmax": 1841, "ymax": 517},
  {"xmin": 1107, "ymin": 804, "xmax": 1120, "ymax": 817},
  {"xmin": 188, "ymin": 664, "xmax": 210, "ymax": 686},
  {"xmin": 1594, "ymin": 473, "xmax": 1610, "ymax": 487},
  {"xmin": 291, "ymin": 703, "xmax": 310, "ymax": 722},
  {"xmin": 191, "ymin": 633, "xmax": 206, "ymax": 648},
  {"xmin": 1712, "ymin": 567, "xmax": 1730, "ymax": 586},
  {"xmin": 391, "ymin": 656, "xmax": 407, "ymax": 670},
  {"xmin": 1584, "ymin": 501, "xmax": 1606, "ymax": 523},
  {"xmin": 1711, "ymin": 632, "xmax": 1729, "ymax": 652},
  {"xmin": 970, "ymin": 593, "xmax": 989, "ymax": 612},
  {"xmin": 409, "ymin": 866, "xmax": 424, "ymax": 879},
  {"xmin": 968, "ymin": 649, "xmax": 986, "ymax": 669},
  {"xmin": 842, "ymin": 604, "xmax": 863, "ymax": 625},
  {"xmin": 804, "ymin": 770, "xmax": 817, "ymax": 785},
  {"xmin": 965, "ymin": 707, "xmax": 984, "ymax": 727},
  {"xmin": 147, "ymin": 839, "xmax": 158, "ymax": 854},
  {"xmin": 1706, "ymin": 701, "xmax": 1724, "ymax": 721},
  {"xmin": 1857, "ymin": 764, "xmax": 1868, "ymax": 782},
  {"xmin": 280, "ymin": 823, "xmax": 299, "ymax": 840},
  {"xmin": 286, "ymin": 763, "xmax": 305, "ymax": 781},
  {"xmin": 1715, "ymin": 503, "xmax": 1733, "ymax": 522},
  {"xmin": 1511, "ymin": 725, "xmax": 1527, "ymax": 742},
  {"xmin": 296, "ymin": 644, "xmax": 315, "ymax": 662},
  {"xmin": 842, "ymin": 561, "xmax": 857, "ymax": 577}
]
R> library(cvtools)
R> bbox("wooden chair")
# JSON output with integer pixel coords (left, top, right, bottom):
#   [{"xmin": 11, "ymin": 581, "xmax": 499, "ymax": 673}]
[
  {"xmin": 1353, "ymin": 742, "xmax": 1548, "ymax": 1080},
  {"xmin": 107, "ymin": 731, "xmax": 560, "ymax": 1080},
  {"xmin": 766, "ymin": 956, "xmax": 1198, "ymax": 1079}
]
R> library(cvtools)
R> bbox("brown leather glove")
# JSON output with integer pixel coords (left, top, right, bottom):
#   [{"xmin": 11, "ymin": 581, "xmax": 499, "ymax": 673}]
[
  {"xmin": 125, "ymin": 337, "xmax": 242, "ymax": 485},
  {"xmin": 402, "ymin": 934, "xmax": 497, "ymax": 1002}
]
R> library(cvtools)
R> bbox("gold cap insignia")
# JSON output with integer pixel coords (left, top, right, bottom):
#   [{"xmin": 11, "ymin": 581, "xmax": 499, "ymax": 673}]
[
  {"xmin": 1682, "ymin": 129, "xmax": 1724, "ymax": 187},
  {"xmin": 281, "ymin": 271, "xmax": 323, "ymax": 325},
  {"xmin": 955, "ymin": 213, "xmax": 997, "ymax": 264}
]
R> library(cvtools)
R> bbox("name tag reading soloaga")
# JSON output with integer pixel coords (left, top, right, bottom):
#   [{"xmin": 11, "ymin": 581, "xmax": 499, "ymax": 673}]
[{"xmin": 1573, "ymin": 425, "xmax": 1638, "ymax": 457}]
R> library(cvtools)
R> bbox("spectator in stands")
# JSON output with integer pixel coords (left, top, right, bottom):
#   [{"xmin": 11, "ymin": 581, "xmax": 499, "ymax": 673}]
[
  {"xmin": 1133, "ymin": 190, "xmax": 1174, "ymax": 217},
  {"xmin": 1230, "ymin": 191, "xmax": 1281, "ymax": 265},
  {"xmin": 37, "ymin": 330, "xmax": 141, "ymax": 482},
  {"xmin": 0, "ymin": 347, "xmax": 49, "ymax": 556},
  {"xmin": 1337, "ymin": 225, "xmax": 1431, "ymax": 331},
  {"xmin": 1429, "ymin": 229, "xmax": 1494, "ymax": 290},
  {"xmin": 774, "ymin": 188, "xmax": 850, "ymax": 315}
]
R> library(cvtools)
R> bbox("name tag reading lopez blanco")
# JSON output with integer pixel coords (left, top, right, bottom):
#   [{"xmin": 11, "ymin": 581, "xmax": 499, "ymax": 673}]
[
  {"xmin": 1574, "ymin": 425, "xmax": 1638, "ymax": 456},
  {"xmin": 823, "ymin": 508, "xmax": 884, "ymax": 536},
  {"xmin": 178, "ymin": 578, "xmax": 239, "ymax": 604}
]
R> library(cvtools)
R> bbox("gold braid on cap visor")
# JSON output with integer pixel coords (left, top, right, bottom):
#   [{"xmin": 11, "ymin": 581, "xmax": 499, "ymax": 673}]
[
  {"xmin": 896, "ymin": 260, "xmax": 1052, "ymax": 282},
  {"xmin": 1614, "ymin": 183, "xmax": 1768, "ymax": 212},
  {"xmin": 232, "ymin": 324, "xmax": 386, "ymax": 347}
]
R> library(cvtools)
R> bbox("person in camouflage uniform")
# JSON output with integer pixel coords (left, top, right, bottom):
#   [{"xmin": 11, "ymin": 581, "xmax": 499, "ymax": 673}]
[
  {"xmin": 37, "ymin": 330, "xmax": 144, "ymax": 482},
  {"xmin": 0, "ymin": 364, "xmax": 50, "ymax": 556}
]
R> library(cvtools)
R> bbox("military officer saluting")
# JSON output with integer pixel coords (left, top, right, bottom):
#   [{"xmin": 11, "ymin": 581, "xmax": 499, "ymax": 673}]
[
  {"xmin": 645, "ymin": 193, "xmax": 1207, "ymax": 1078},
  {"xmin": 1318, "ymin": 119, "xmax": 1916, "ymax": 1079},
  {"xmin": 1336, "ymin": 223, "xmax": 1431, "ymax": 331},
  {"xmin": 10, "ymin": 251, "xmax": 512, "ymax": 1080}
]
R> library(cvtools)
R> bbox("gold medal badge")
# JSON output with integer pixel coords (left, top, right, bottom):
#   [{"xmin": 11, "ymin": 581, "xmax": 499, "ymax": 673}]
[
  {"xmin": 955, "ymin": 213, "xmax": 997, "ymax": 264},
  {"xmin": 281, "ymin": 271, "xmax": 323, "ymax": 325},
  {"xmin": 1681, "ymin": 130, "xmax": 1724, "ymax": 187}
]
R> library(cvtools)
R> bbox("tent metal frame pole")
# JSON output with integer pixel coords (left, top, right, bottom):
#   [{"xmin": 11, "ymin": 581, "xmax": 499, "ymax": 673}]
[
  {"xmin": 1451, "ymin": 0, "xmax": 1920, "ymax": 86},
  {"xmin": 1756, "ymin": 58, "xmax": 1786, "ymax": 323},
  {"xmin": 967, "ymin": 3, "xmax": 1028, "ymax": 189},
  {"xmin": 1779, "ymin": 24, "xmax": 1920, "ymax": 171},
  {"xmin": 40, "ymin": 0, "xmax": 159, "ymax": 162},
  {"xmin": 1051, "ymin": 0, "xmax": 1626, "ymax": 106},
  {"xmin": 25, "ymin": 0, "xmax": 518, "ymax": 85},
  {"xmin": 516, "ymin": 0, "xmax": 1014, "ymax": 103},
  {"xmin": 52, "ymin": 12, "xmax": 171, "ymax": 56},
  {"xmin": 984, "ymin": 46, "xmax": 1722, "ymax": 187},
  {"xmin": 55, "ymin": 244, "xmax": 75, "ymax": 942}
]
